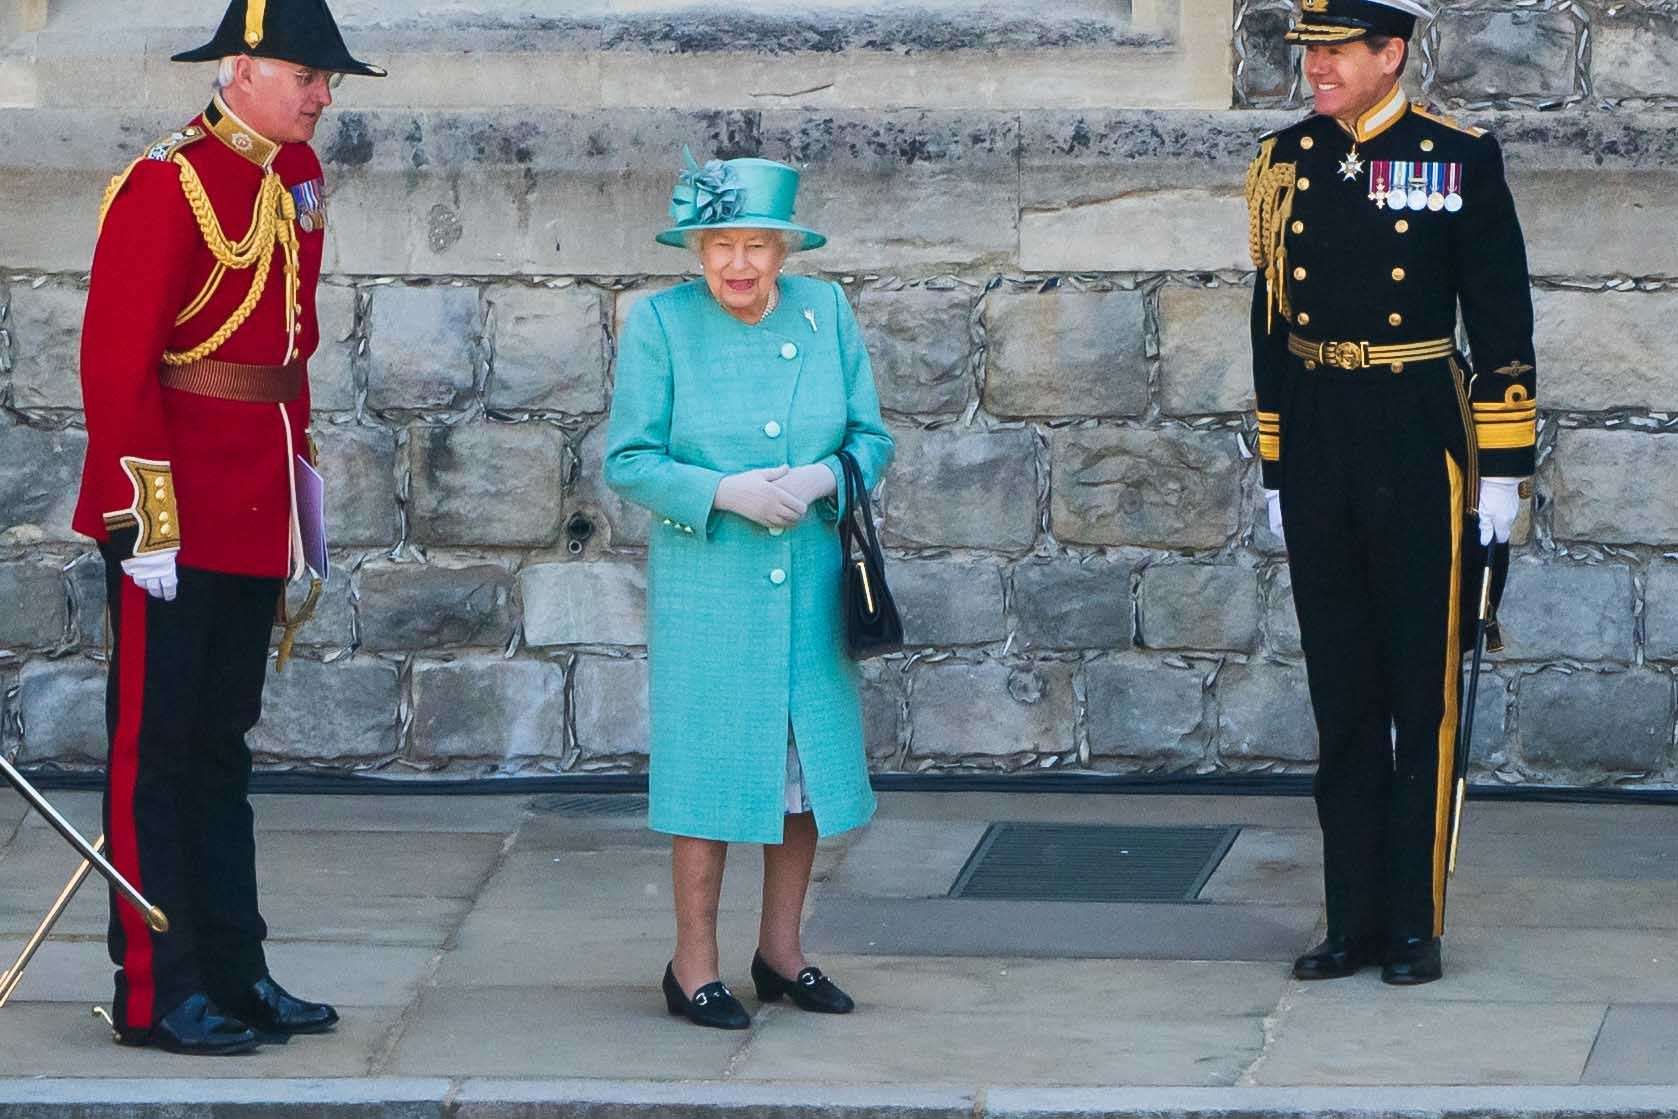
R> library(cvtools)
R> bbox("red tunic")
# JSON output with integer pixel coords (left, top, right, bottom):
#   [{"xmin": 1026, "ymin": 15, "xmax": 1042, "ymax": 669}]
[{"xmin": 72, "ymin": 96, "xmax": 324, "ymax": 579}]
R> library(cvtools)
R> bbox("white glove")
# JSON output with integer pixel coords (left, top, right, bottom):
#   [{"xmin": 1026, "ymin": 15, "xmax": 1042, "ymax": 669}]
[
  {"xmin": 714, "ymin": 466, "xmax": 807, "ymax": 529},
  {"xmin": 1263, "ymin": 488, "xmax": 1285, "ymax": 546},
  {"xmin": 1478, "ymin": 477, "xmax": 1523, "ymax": 546},
  {"xmin": 121, "ymin": 550, "xmax": 179, "ymax": 602},
  {"xmin": 774, "ymin": 463, "xmax": 838, "ymax": 507}
]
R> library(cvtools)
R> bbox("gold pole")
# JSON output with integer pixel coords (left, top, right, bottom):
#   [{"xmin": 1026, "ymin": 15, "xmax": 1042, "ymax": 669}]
[{"xmin": 0, "ymin": 838, "xmax": 104, "ymax": 1009}]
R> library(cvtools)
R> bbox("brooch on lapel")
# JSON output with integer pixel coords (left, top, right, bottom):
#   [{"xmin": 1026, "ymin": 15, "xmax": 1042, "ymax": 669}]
[{"xmin": 802, "ymin": 308, "xmax": 818, "ymax": 334}]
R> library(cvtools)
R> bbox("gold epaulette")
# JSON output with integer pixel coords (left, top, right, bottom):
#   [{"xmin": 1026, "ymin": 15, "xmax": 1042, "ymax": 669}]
[
  {"xmin": 97, "ymin": 127, "xmax": 207, "ymax": 234},
  {"xmin": 1245, "ymin": 137, "xmax": 1298, "ymax": 333},
  {"xmin": 1410, "ymin": 102, "xmax": 1487, "ymax": 139}
]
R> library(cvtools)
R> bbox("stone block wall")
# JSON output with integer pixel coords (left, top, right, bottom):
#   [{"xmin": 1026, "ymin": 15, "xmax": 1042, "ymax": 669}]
[{"xmin": 3, "ymin": 2, "xmax": 1678, "ymax": 786}]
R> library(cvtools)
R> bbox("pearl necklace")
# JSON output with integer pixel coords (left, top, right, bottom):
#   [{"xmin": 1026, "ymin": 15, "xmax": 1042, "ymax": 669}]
[{"xmin": 749, "ymin": 283, "xmax": 780, "ymax": 326}]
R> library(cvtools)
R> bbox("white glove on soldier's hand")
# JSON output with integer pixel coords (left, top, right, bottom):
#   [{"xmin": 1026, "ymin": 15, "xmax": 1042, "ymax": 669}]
[
  {"xmin": 774, "ymin": 463, "xmax": 838, "ymax": 507},
  {"xmin": 1478, "ymin": 477, "xmax": 1523, "ymax": 546},
  {"xmin": 1264, "ymin": 488, "xmax": 1285, "ymax": 546},
  {"xmin": 714, "ymin": 466, "xmax": 807, "ymax": 529},
  {"xmin": 121, "ymin": 550, "xmax": 179, "ymax": 602}
]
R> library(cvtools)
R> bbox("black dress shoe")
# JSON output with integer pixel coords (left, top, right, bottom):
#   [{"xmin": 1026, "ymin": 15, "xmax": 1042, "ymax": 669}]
[
  {"xmin": 219, "ymin": 975, "xmax": 339, "ymax": 1036},
  {"xmin": 662, "ymin": 962, "xmax": 751, "ymax": 1030},
  {"xmin": 1292, "ymin": 935, "xmax": 1381, "ymax": 980},
  {"xmin": 1382, "ymin": 937, "xmax": 1444, "ymax": 986},
  {"xmin": 751, "ymin": 951, "xmax": 855, "ymax": 1014},
  {"xmin": 113, "ymin": 992, "xmax": 259, "ymax": 1056}
]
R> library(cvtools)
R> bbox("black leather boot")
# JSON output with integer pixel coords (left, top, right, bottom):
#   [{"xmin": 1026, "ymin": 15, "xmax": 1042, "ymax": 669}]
[
  {"xmin": 218, "ymin": 975, "xmax": 339, "ymax": 1036},
  {"xmin": 751, "ymin": 951, "xmax": 855, "ymax": 1014},
  {"xmin": 113, "ymin": 992, "xmax": 260, "ymax": 1055},
  {"xmin": 662, "ymin": 962, "xmax": 751, "ymax": 1030},
  {"xmin": 1382, "ymin": 937, "xmax": 1444, "ymax": 985},
  {"xmin": 1292, "ymin": 935, "xmax": 1382, "ymax": 980}
]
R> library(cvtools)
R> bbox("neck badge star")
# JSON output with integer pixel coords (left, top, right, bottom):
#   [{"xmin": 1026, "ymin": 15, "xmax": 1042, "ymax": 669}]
[{"xmin": 1338, "ymin": 147, "xmax": 1365, "ymax": 182}]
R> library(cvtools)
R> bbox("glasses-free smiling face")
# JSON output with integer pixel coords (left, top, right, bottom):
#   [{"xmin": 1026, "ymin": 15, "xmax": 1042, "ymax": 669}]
[
  {"xmin": 1304, "ymin": 40, "xmax": 1404, "ymax": 126},
  {"xmin": 698, "ymin": 229, "xmax": 789, "ymax": 323},
  {"xmin": 222, "ymin": 56, "xmax": 340, "ymax": 145}
]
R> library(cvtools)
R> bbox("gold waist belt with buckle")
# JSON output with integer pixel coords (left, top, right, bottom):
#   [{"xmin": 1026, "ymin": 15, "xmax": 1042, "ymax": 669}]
[
  {"xmin": 1287, "ymin": 333, "xmax": 1455, "ymax": 371},
  {"xmin": 159, "ymin": 359, "xmax": 305, "ymax": 403}
]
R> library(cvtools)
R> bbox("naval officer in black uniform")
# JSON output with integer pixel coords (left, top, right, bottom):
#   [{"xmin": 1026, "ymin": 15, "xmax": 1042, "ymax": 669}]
[{"xmin": 1247, "ymin": 0, "xmax": 1536, "ymax": 985}]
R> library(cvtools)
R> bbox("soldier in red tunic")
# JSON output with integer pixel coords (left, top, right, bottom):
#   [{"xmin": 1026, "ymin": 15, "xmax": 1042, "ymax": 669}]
[{"xmin": 72, "ymin": 0, "xmax": 383, "ymax": 1056}]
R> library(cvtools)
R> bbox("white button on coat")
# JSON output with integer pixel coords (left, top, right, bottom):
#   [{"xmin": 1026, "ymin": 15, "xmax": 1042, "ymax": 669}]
[
  {"xmin": 769, "ymin": 526, "xmax": 784, "ymax": 537},
  {"xmin": 764, "ymin": 421, "xmax": 782, "ymax": 438},
  {"xmin": 780, "ymin": 343, "xmax": 798, "ymax": 360},
  {"xmin": 770, "ymin": 568, "xmax": 787, "ymax": 585}
]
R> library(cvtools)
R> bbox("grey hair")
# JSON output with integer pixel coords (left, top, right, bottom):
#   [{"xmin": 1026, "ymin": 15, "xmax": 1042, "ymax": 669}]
[
  {"xmin": 685, "ymin": 228, "xmax": 799, "ymax": 255},
  {"xmin": 215, "ymin": 56, "xmax": 239, "ymax": 90}
]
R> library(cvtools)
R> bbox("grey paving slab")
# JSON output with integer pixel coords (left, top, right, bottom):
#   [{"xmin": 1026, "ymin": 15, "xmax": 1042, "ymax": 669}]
[
  {"xmin": 254, "ymin": 892, "xmax": 470, "ymax": 948},
  {"xmin": 1291, "ymin": 927, "xmax": 1678, "ymax": 1005},
  {"xmin": 872, "ymin": 793, "xmax": 1322, "ymax": 830},
  {"xmin": 1449, "ymin": 876, "xmax": 1678, "ymax": 930},
  {"xmin": 474, "ymin": 844, "xmax": 767, "ymax": 913},
  {"xmin": 252, "ymin": 831, "xmax": 508, "ymax": 899},
  {"xmin": 770, "ymin": 955, "xmax": 1287, "ymax": 1019},
  {"xmin": 454, "ymin": 1079, "xmax": 976, "ymax": 1119},
  {"xmin": 1252, "ymin": 1001, "xmax": 1608, "ymax": 1086},
  {"xmin": 11, "ymin": 791, "xmax": 101, "ymax": 836},
  {"xmin": 429, "ymin": 908, "xmax": 762, "ymax": 988},
  {"xmin": 1454, "ymin": 829, "xmax": 1678, "ymax": 881},
  {"xmin": 824, "ymin": 820, "xmax": 991, "ymax": 898},
  {"xmin": 984, "ymin": 1085, "xmax": 1678, "ymax": 1117},
  {"xmin": 385, "ymin": 986, "xmax": 747, "ymax": 1079},
  {"xmin": 805, "ymin": 897, "xmax": 1319, "ymax": 961},
  {"xmin": 253, "ymin": 794, "xmax": 534, "ymax": 834},
  {"xmin": 1584, "ymin": 1004, "xmax": 1678, "ymax": 1085},
  {"xmin": 0, "ymin": 1078, "xmax": 450, "ymax": 1116},
  {"xmin": 1457, "ymin": 801, "xmax": 1678, "ymax": 838},
  {"xmin": 1198, "ymin": 829, "xmax": 1324, "ymax": 906},
  {"xmin": 733, "ymin": 1004, "xmax": 1262, "ymax": 1087},
  {"xmin": 0, "ymin": 1002, "xmax": 405, "ymax": 1078},
  {"xmin": 0, "ymin": 938, "xmax": 438, "ymax": 1007}
]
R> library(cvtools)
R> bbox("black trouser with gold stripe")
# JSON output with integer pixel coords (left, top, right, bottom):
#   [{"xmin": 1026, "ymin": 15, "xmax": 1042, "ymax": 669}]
[
  {"xmin": 100, "ymin": 530, "xmax": 280, "ymax": 1029},
  {"xmin": 1277, "ymin": 367, "xmax": 1466, "ymax": 944}
]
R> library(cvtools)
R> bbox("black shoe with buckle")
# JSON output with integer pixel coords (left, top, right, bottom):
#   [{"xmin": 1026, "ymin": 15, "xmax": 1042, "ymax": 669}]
[
  {"xmin": 1292, "ymin": 935, "xmax": 1382, "ymax": 981},
  {"xmin": 1382, "ymin": 937, "xmax": 1444, "ymax": 986},
  {"xmin": 217, "ymin": 975, "xmax": 339, "ymax": 1037},
  {"xmin": 113, "ymin": 992, "xmax": 260, "ymax": 1056},
  {"xmin": 663, "ymin": 962, "xmax": 751, "ymax": 1030},
  {"xmin": 751, "ymin": 951, "xmax": 855, "ymax": 1014}
]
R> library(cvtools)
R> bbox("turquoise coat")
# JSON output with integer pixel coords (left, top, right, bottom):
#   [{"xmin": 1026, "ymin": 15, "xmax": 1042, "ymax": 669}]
[{"xmin": 605, "ymin": 276, "xmax": 895, "ymax": 844}]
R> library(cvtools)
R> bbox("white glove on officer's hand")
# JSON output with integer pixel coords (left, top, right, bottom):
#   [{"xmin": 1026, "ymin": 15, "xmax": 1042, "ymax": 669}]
[
  {"xmin": 1478, "ymin": 477, "xmax": 1523, "ymax": 546},
  {"xmin": 1263, "ymin": 488, "xmax": 1285, "ymax": 547},
  {"xmin": 714, "ymin": 466, "xmax": 807, "ymax": 529},
  {"xmin": 121, "ymin": 550, "xmax": 179, "ymax": 602}
]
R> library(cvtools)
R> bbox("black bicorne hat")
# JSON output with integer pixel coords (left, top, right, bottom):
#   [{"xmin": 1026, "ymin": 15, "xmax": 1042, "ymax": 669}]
[
  {"xmin": 172, "ymin": 0, "xmax": 387, "ymax": 77},
  {"xmin": 1285, "ymin": 0, "xmax": 1431, "ymax": 44}
]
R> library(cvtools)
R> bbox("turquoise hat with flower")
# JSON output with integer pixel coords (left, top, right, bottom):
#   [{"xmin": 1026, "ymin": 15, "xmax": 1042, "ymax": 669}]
[{"xmin": 655, "ymin": 148, "xmax": 827, "ymax": 252}]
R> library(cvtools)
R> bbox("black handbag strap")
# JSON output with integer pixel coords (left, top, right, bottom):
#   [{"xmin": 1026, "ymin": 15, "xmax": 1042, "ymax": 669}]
[{"xmin": 836, "ymin": 450, "xmax": 881, "ymax": 556}]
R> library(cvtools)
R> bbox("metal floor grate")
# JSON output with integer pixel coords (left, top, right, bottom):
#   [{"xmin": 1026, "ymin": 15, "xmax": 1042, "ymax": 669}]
[
  {"xmin": 530, "ymin": 794, "xmax": 649, "ymax": 817},
  {"xmin": 948, "ymin": 823, "xmax": 1240, "ymax": 903}
]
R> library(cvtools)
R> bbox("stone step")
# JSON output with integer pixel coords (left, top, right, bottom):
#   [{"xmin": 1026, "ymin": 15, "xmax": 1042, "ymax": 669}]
[
  {"xmin": 0, "ymin": 1081, "xmax": 1675, "ymax": 1118},
  {"xmin": 0, "ymin": 0, "xmax": 1233, "ymax": 112}
]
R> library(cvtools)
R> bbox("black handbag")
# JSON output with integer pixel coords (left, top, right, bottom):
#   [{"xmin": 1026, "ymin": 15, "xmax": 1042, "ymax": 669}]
[{"xmin": 836, "ymin": 450, "xmax": 904, "ymax": 657}]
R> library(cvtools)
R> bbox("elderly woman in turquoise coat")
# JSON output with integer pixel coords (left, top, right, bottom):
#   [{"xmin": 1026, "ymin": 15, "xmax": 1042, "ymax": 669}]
[{"xmin": 605, "ymin": 152, "xmax": 895, "ymax": 1031}]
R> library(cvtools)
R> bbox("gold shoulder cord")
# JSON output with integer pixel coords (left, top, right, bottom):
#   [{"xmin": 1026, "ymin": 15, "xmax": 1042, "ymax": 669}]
[
  {"xmin": 97, "ymin": 155, "xmax": 300, "ymax": 366},
  {"xmin": 1245, "ymin": 138, "xmax": 1299, "ymax": 332}
]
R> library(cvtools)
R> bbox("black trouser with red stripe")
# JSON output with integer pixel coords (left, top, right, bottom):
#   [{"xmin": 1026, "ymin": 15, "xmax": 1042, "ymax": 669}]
[
  {"xmin": 101, "ymin": 532, "xmax": 280, "ymax": 1029},
  {"xmin": 1277, "ymin": 366, "xmax": 1467, "ymax": 944}
]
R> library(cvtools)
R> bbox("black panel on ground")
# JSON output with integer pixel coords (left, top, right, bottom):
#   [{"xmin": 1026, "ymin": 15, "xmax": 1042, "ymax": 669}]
[{"xmin": 949, "ymin": 823, "xmax": 1240, "ymax": 903}]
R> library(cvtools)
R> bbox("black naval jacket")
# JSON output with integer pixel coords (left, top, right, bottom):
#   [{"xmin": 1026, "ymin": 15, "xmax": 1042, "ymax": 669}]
[{"xmin": 1248, "ymin": 85, "xmax": 1538, "ymax": 490}]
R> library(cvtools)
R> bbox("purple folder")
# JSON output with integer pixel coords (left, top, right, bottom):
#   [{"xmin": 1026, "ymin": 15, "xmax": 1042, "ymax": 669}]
[{"xmin": 294, "ymin": 455, "xmax": 330, "ymax": 580}]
